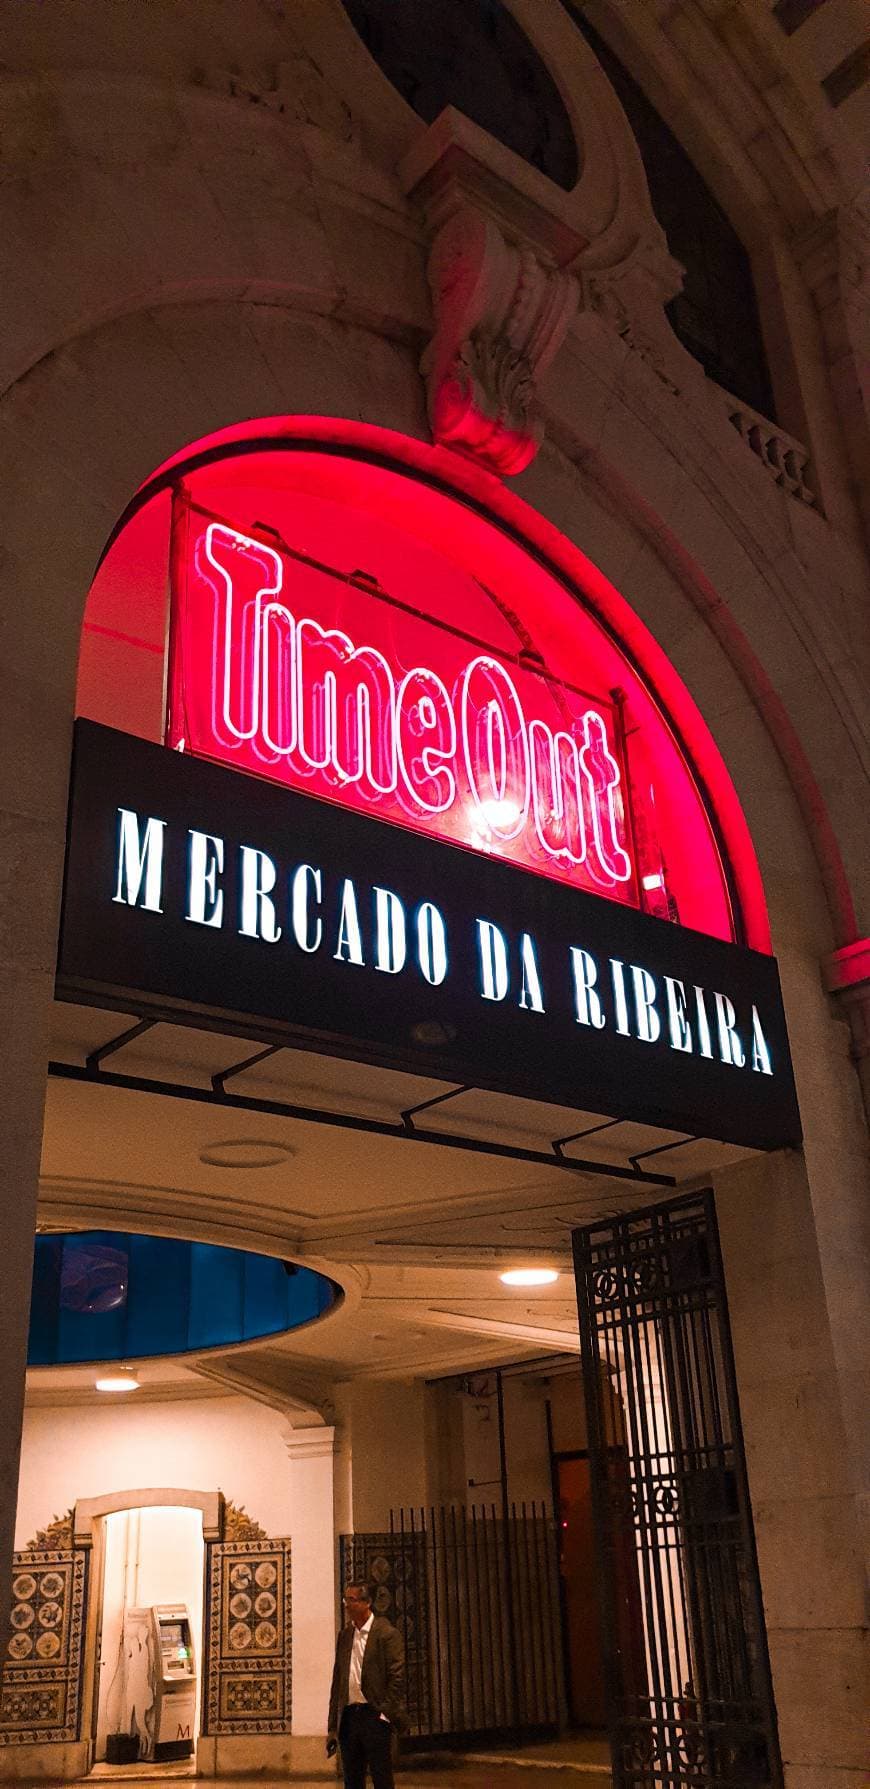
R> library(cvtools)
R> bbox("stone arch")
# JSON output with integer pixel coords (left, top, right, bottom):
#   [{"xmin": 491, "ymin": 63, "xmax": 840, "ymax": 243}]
[
  {"xmin": 524, "ymin": 414, "xmax": 866, "ymax": 954},
  {"xmin": 0, "ymin": 70, "xmax": 431, "ymax": 401},
  {"xmin": 1, "ymin": 298, "xmax": 862, "ymax": 965},
  {"xmin": 1, "ymin": 295, "xmax": 866, "ymax": 1667},
  {"xmin": 73, "ymin": 1487, "xmax": 222, "ymax": 1547}
]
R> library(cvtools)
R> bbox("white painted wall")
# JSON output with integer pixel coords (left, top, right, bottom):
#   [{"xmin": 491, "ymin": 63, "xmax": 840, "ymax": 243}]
[
  {"xmin": 347, "ymin": 1380, "xmax": 429, "ymax": 1528},
  {"xmin": 16, "ymin": 1396, "xmax": 292, "ymax": 1550},
  {"xmin": 16, "ymin": 1395, "xmax": 336, "ymax": 1739}
]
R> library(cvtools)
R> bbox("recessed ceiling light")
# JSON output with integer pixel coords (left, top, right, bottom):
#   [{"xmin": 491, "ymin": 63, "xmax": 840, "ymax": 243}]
[
  {"xmin": 200, "ymin": 1139, "xmax": 296, "ymax": 1169},
  {"xmin": 500, "ymin": 1268, "xmax": 559, "ymax": 1287},
  {"xmin": 95, "ymin": 1375, "xmax": 140, "ymax": 1393}
]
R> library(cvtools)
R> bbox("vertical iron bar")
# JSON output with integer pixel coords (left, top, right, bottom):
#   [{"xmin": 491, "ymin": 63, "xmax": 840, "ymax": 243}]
[
  {"xmin": 496, "ymin": 1369, "xmax": 520, "ymax": 1732},
  {"xmin": 520, "ymin": 1500, "xmax": 539, "ymax": 1729},
  {"xmin": 492, "ymin": 1500, "xmax": 508, "ymax": 1729},
  {"xmin": 419, "ymin": 1507, "xmax": 428, "ymax": 1734},
  {"xmin": 574, "ymin": 1228, "xmax": 625, "ymax": 1786},
  {"xmin": 441, "ymin": 1502, "xmax": 454, "ymax": 1735},
  {"xmin": 479, "ymin": 1501, "xmax": 499, "ymax": 1729},
  {"xmin": 544, "ymin": 1398, "xmax": 571, "ymax": 1728},
  {"xmin": 657, "ymin": 1208, "xmax": 714, "ymax": 1773},
  {"xmin": 636, "ymin": 1233, "xmax": 681, "ymax": 1761},
  {"xmin": 538, "ymin": 1498, "xmax": 558, "ymax": 1723},
  {"xmin": 429, "ymin": 1506, "xmax": 443, "ymax": 1737},
  {"xmin": 449, "ymin": 1503, "xmax": 466, "ymax": 1734},
  {"xmin": 399, "ymin": 1509, "xmax": 409, "ymax": 1731},
  {"xmin": 469, "ymin": 1499, "xmax": 484, "ymax": 1730}
]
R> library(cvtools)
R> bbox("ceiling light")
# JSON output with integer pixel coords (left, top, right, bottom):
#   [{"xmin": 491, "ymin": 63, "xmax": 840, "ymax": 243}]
[
  {"xmin": 200, "ymin": 1138, "xmax": 295, "ymax": 1169},
  {"xmin": 95, "ymin": 1375, "xmax": 140, "ymax": 1393},
  {"xmin": 500, "ymin": 1268, "xmax": 559, "ymax": 1287}
]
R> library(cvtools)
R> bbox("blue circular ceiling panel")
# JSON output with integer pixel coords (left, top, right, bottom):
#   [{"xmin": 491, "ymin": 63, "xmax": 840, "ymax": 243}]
[{"xmin": 28, "ymin": 1232, "xmax": 340, "ymax": 1366}]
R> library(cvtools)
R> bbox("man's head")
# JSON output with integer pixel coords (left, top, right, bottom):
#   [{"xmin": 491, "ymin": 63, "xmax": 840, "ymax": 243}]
[{"xmin": 343, "ymin": 1582, "xmax": 374, "ymax": 1630}]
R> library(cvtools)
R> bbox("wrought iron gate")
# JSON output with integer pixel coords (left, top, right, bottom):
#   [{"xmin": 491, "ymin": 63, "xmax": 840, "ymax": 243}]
[
  {"xmin": 342, "ymin": 1501, "xmax": 563, "ymax": 1746},
  {"xmin": 573, "ymin": 1190, "xmax": 782, "ymax": 1789}
]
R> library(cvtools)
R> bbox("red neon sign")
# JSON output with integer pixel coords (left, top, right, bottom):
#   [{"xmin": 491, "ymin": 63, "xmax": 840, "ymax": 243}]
[
  {"xmin": 79, "ymin": 436, "xmax": 747, "ymax": 944},
  {"xmin": 168, "ymin": 502, "xmax": 645, "ymax": 906}
]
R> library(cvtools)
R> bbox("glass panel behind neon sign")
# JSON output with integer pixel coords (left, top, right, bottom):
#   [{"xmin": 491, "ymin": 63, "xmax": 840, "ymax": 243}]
[{"xmin": 168, "ymin": 495, "xmax": 644, "ymax": 908}]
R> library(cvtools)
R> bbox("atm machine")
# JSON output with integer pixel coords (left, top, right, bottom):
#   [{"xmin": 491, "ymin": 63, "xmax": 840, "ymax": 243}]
[{"xmin": 120, "ymin": 1604, "xmax": 197, "ymax": 1761}]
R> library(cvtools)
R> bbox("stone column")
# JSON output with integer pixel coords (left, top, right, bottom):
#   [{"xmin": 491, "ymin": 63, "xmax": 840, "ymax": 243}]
[
  {"xmin": 0, "ymin": 687, "xmax": 73, "ymax": 1609},
  {"xmin": 714, "ymin": 1149, "xmax": 868, "ymax": 1786},
  {"xmin": 283, "ymin": 1425, "xmax": 337, "ymax": 1754}
]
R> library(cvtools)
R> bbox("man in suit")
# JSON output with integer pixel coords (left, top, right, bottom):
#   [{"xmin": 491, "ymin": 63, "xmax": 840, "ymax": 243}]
[{"xmin": 327, "ymin": 1581, "xmax": 407, "ymax": 1788}]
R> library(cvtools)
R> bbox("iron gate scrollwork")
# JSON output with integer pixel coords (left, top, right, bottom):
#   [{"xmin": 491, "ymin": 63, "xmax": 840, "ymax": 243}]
[{"xmin": 573, "ymin": 1190, "xmax": 783, "ymax": 1789}]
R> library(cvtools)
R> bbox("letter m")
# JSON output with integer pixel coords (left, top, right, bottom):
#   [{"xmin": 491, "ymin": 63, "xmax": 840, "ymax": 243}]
[{"xmin": 113, "ymin": 809, "xmax": 166, "ymax": 912}]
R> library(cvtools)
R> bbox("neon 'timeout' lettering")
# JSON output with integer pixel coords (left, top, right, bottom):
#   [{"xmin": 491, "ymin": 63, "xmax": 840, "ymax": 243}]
[{"xmin": 196, "ymin": 522, "xmax": 632, "ymax": 887}]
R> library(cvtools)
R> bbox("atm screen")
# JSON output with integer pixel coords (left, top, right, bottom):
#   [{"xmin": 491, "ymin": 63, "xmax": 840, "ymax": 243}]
[{"xmin": 160, "ymin": 1622, "xmax": 184, "ymax": 1648}]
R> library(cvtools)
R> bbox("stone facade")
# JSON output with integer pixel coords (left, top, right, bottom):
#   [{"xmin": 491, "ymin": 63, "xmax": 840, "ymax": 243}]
[{"xmin": 0, "ymin": 3, "xmax": 867, "ymax": 1784}]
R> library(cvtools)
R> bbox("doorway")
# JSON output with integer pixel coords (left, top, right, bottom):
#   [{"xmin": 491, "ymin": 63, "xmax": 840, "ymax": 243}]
[{"xmin": 92, "ymin": 1505, "xmax": 204, "ymax": 1772}]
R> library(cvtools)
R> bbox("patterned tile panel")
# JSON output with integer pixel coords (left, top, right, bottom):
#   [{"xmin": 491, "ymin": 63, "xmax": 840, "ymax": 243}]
[
  {"xmin": 203, "ymin": 1539, "xmax": 291, "ymax": 1735},
  {"xmin": 339, "ymin": 1532, "xmax": 430, "ymax": 1731},
  {"xmin": 0, "ymin": 1551, "xmax": 88, "ymax": 1745}
]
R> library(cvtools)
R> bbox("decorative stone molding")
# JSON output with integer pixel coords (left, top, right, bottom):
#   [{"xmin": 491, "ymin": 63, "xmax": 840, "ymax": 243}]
[
  {"xmin": 825, "ymin": 940, "xmax": 870, "ymax": 1059},
  {"xmin": 825, "ymin": 939, "xmax": 870, "ymax": 1126},
  {"xmin": 581, "ymin": 236, "xmax": 695, "ymax": 399},
  {"xmin": 794, "ymin": 199, "xmax": 870, "ymax": 540},
  {"xmin": 401, "ymin": 111, "xmax": 584, "ymax": 477},
  {"xmin": 73, "ymin": 1486, "xmax": 223, "ymax": 1545},
  {"xmin": 283, "ymin": 1424, "xmax": 336, "ymax": 1463},
  {"xmin": 720, "ymin": 391, "xmax": 819, "ymax": 508}
]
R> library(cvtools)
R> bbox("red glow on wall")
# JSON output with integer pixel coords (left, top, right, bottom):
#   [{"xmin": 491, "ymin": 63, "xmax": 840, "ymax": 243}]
[{"xmin": 78, "ymin": 423, "xmax": 771, "ymax": 947}]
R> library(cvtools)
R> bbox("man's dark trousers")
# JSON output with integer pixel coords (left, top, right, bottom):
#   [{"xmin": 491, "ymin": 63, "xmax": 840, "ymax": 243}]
[{"xmin": 338, "ymin": 1703, "xmax": 394, "ymax": 1789}]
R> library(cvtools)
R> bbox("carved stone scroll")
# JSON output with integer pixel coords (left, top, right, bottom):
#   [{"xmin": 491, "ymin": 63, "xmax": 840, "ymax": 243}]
[{"xmin": 421, "ymin": 204, "xmax": 579, "ymax": 475}]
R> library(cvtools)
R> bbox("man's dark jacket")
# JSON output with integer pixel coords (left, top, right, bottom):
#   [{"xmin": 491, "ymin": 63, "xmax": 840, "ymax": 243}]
[{"xmin": 328, "ymin": 1616, "xmax": 408, "ymax": 1737}]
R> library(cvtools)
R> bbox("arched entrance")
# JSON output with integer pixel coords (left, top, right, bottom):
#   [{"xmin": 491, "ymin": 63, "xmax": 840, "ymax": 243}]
[
  {"xmin": 89, "ymin": 1498, "xmax": 205, "ymax": 1770},
  {"xmin": 1, "ymin": 411, "xmax": 830, "ymax": 1781},
  {"xmin": 34, "ymin": 418, "xmax": 799, "ymax": 1784}
]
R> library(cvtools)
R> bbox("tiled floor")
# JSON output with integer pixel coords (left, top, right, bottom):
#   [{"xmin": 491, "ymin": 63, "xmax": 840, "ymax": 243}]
[
  {"xmin": 78, "ymin": 1735, "xmax": 613, "ymax": 1788},
  {"xmin": 81, "ymin": 1777, "xmax": 609, "ymax": 1789},
  {"xmin": 78, "ymin": 1755, "xmax": 612, "ymax": 1788}
]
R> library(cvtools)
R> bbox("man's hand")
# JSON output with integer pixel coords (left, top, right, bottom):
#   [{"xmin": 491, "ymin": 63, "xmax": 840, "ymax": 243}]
[{"xmin": 326, "ymin": 1737, "xmax": 337, "ymax": 1758}]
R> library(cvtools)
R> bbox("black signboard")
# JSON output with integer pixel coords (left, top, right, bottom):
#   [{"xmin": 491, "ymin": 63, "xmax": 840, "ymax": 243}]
[{"xmin": 57, "ymin": 722, "xmax": 801, "ymax": 1151}]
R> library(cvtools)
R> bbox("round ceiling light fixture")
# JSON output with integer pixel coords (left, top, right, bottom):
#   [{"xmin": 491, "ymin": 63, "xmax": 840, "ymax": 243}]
[
  {"xmin": 94, "ymin": 1375, "xmax": 140, "ymax": 1393},
  {"xmin": 199, "ymin": 1138, "xmax": 296, "ymax": 1169},
  {"xmin": 500, "ymin": 1268, "xmax": 560, "ymax": 1287}
]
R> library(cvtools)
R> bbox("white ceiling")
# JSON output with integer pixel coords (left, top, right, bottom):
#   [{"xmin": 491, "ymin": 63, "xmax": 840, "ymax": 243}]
[{"xmin": 32, "ymin": 999, "xmax": 758, "ymax": 1409}]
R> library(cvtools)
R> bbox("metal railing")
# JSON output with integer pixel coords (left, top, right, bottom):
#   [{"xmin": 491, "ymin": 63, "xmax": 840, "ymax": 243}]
[{"xmin": 341, "ymin": 1500, "xmax": 564, "ymax": 1746}]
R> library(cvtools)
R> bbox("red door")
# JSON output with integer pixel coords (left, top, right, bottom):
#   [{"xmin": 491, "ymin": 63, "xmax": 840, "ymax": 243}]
[{"xmin": 557, "ymin": 1455, "xmax": 607, "ymax": 1728}]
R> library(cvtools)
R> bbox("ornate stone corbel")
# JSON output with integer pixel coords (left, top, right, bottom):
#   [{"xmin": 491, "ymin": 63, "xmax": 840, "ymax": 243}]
[
  {"xmin": 420, "ymin": 204, "xmax": 579, "ymax": 475},
  {"xmin": 401, "ymin": 111, "xmax": 584, "ymax": 477}
]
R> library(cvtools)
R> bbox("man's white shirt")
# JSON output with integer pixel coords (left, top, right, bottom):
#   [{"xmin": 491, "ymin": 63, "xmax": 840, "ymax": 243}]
[{"xmin": 348, "ymin": 1612, "xmax": 374, "ymax": 1704}]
